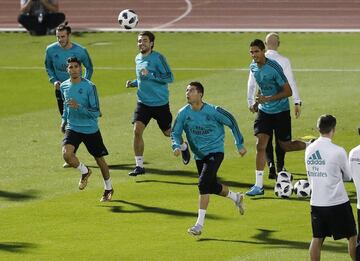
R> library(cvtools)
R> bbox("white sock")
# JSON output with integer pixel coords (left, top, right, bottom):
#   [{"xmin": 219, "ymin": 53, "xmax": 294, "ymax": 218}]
[
  {"xmin": 195, "ymin": 209, "xmax": 206, "ymax": 227},
  {"xmin": 255, "ymin": 170, "xmax": 264, "ymax": 188},
  {"xmin": 227, "ymin": 191, "xmax": 237, "ymax": 202},
  {"xmin": 180, "ymin": 142, "xmax": 187, "ymax": 151},
  {"xmin": 77, "ymin": 162, "xmax": 88, "ymax": 175},
  {"xmin": 104, "ymin": 177, "xmax": 112, "ymax": 190},
  {"xmin": 135, "ymin": 156, "xmax": 144, "ymax": 168}
]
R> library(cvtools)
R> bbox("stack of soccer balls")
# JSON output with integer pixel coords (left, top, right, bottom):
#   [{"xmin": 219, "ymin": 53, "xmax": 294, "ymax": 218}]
[{"xmin": 274, "ymin": 171, "xmax": 311, "ymax": 199}]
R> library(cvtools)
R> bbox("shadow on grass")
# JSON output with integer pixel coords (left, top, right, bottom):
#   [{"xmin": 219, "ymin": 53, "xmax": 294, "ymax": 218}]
[
  {"xmin": 0, "ymin": 242, "xmax": 37, "ymax": 253},
  {"xmin": 135, "ymin": 179, "xmax": 197, "ymax": 186},
  {"xmin": 198, "ymin": 228, "xmax": 347, "ymax": 253},
  {"xmin": 0, "ymin": 190, "xmax": 39, "ymax": 201},
  {"xmin": 103, "ymin": 199, "xmax": 222, "ymax": 220}
]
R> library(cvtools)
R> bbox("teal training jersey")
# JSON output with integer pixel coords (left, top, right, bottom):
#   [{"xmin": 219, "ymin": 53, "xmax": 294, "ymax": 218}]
[
  {"xmin": 171, "ymin": 103, "xmax": 244, "ymax": 160},
  {"xmin": 250, "ymin": 58, "xmax": 290, "ymax": 114},
  {"xmin": 60, "ymin": 78, "xmax": 100, "ymax": 134},
  {"xmin": 45, "ymin": 42, "xmax": 93, "ymax": 83},
  {"xmin": 130, "ymin": 51, "xmax": 174, "ymax": 106}
]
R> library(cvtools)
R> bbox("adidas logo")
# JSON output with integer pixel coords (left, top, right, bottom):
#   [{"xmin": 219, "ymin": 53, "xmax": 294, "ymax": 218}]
[{"xmin": 307, "ymin": 150, "xmax": 325, "ymax": 165}]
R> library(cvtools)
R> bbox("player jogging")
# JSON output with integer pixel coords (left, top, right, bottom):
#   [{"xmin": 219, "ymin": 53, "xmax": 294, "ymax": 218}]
[
  {"xmin": 171, "ymin": 81, "xmax": 247, "ymax": 237},
  {"xmin": 247, "ymin": 33, "xmax": 302, "ymax": 179},
  {"xmin": 45, "ymin": 22, "xmax": 93, "ymax": 116},
  {"xmin": 246, "ymin": 39, "xmax": 308, "ymax": 197},
  {"xmin": 60, "ymin": 57, "xmax": 113, "ymax": 202},
  {"xmin": 126, "ymin": 31, "xmax": 190, "ymax": 176}
]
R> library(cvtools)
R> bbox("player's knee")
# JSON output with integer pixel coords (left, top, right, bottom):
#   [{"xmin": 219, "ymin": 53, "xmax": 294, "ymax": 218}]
[
  {"xmin": 62, "ymin": 149, "xmax": 73, "ymax": 162},
  {"xmin": 198, "ymin": 181, "xmax": 210, "ymax": 194},
  {"xmin": 162, "ymin": 128, "xmax": 171, "ymax": 137},
  {"xmin": 133, "ymin": 127, "xmax": 143, "ymax": 138},
  {"xmin": 256, "ymin": 142, "xmax": 267, "ymax": 152}
]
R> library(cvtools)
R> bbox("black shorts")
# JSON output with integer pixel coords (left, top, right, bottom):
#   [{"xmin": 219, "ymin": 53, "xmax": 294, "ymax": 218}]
[
  {"xmin": 254, "ymin": 110, "xmax": 292, "ymax": 141},
  {"xmin": 195, "ymin": 152, "xmax": 224, "ymax": 195},
  {"xmin": 311, "ymin": 201, "xmax": 357, "ymax": 240},
  {"xmin": 132, "ymin": 102, "xmax": 172, "ymax": 131},
  {"xmin": 63, "ymin": 129, "xmax": 109, "ymax": 158}
]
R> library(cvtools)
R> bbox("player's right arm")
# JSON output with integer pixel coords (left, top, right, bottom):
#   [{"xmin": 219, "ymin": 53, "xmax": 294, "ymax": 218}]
[
  {"xmin": 44, "ymin": 47, "xmax": 60, "ymax": 88},
  {"xmin": 171, "ymin": 112, "xmax": 185, "ymax": 156},
  {"xmin": 60, "ymin": 85, "xmax": 68, "ymax": 133},
  {"xmin": 247, "ymin": 71, "xmax": 258, "ymax": 113},
  {"xmin": 339, "ymin": 148, "xmax": 352, "ymax": 181},
  {"xmin": 82, "ymin": 48, "xmax": 93, "ymax": 80}
]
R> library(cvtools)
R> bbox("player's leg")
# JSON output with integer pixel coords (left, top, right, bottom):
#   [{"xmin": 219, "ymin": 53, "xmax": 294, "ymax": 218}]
[
  {"xmin": 274, "ymin": 134, "xmax": 286, "ymax": 173},
  {"xmin": 155, "ymin": 103, "xmax": 191, "ymax": 165},
  {"xmin": 275, "ymin": 110, "xmax": 306, "ymax": 152},
  {"xmin": 95, "ymin": 156, "xmax": 114, "ymax": 202},
  {"xmin": 348, "ymin": 235, "xmax": 357, "ymax": 261},
  {"xmin": 83, "ymin": 130, "xmax": 113, "ymax": 201},
  {"xmin": 188, "ymin": 158, "xmax": 208, "ymax": 236},
  {"xmin": 62, "ymin": 130, "xmax": 91, "ymax": 190},
  {"xmin": 129, "ymin": 103, "xmax": 150, "ymax": 176},
  {"xmin": 246, "ymin": 110, "xmax": 272, "ymax": 196},
  {"xmin": 309, "ymin": 237, "xmax": 324, "ymax": 261},
  {"xmin": 55, "ymin": 89, "xmax": 63, "ymax": 115},
  {"xmin": 266, "ymin": 133, "xmax": 276, "ymax": 179}
]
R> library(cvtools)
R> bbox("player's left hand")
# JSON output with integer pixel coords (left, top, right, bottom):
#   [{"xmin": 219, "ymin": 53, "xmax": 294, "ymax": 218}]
[
  {"xmin": 238, "ymin": 147, "xmax": 247, "ymax": 157},
  {"xmin": 140, "ymin": 68, "xmax": 149, "ymax": 76},
  {"xmin": 173, "ymin": 148, "xmax": 181, "ymax": 157},
  {"xmin": 294, "ymin": 104, "xmax": 301, "ymax": 119},
  {"xmin": 256, "ymin": 95, "xmax": 270, "ymax": 104},
  {"xmin": 67, "ymin": 99, "xmax": 79, "ymax": 109}
]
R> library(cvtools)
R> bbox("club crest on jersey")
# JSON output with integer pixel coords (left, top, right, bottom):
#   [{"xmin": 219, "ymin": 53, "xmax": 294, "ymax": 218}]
[
  {"xmin": 78, "ymin": 88, "xmax": 83, "ymax": 94},
  {"xmin": 307, "ymin": 150, "xmax": 325, "ymax": 165}
]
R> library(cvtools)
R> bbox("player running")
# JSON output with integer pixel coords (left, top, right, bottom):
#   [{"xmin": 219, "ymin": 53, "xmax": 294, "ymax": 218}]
[
  {"xmin": 60, "ymin": 57, "xmax": 113, "ymax": 202},
  {"xmin": 171, "ymin": 81, "xmax": 247, "ymax": 237}
]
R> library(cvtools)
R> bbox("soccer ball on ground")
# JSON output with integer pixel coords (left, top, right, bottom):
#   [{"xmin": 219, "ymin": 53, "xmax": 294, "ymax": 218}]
[
  {"xmin": 118, "ymin": 9, "xmax": 139, "ymax": 29},
  {"xmin": 293, "ymin": 179, "xmax": 311, "ymax": 198},
  {"xmin": 276, "ymin": 170, "xmax": 293, "ymax": 183},
  {"xmin": 274, "ymin": 180, "xmax": 293, "ymax": 198}
]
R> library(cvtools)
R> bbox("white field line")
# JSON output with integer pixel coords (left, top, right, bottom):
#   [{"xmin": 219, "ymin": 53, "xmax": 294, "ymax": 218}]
[
  {"xmin": 152, "ymin": 0, "xmax": 193, "ymax": 30},
  {"xmin": 2, "ymin": 28, "xmax": 360, "ymax": 33},
  {"xmin": 1, "ymin": 66, "xmax": 360, "ymax": 72}
]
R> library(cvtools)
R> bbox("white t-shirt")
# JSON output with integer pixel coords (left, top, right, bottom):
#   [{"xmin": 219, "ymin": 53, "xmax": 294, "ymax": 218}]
[
  {"xmin": 247, "ymin": 50, "xmax": 301, "ymax": 107},
  {"xmin": 305, "ymin": 136, "xmax": 351, "ymax": 207},
  {"xmin": 349, "ymin": 144, "xmax": 360, "ymax": 209}
]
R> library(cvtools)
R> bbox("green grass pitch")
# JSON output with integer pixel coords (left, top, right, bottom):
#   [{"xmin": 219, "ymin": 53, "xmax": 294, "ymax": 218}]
[{"xmin": 0, "ymin": 32, "xmax": 359, "ymax": 260}]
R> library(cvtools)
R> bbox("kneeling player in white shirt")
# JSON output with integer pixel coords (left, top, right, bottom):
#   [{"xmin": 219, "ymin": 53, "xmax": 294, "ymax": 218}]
[
  {"xmin": 349, "ymin": 127, "xmax": 360, "ymax": 261},
  {"xmin": 305, "ymin": 115, "xmax": 356, "ymax": 261}
]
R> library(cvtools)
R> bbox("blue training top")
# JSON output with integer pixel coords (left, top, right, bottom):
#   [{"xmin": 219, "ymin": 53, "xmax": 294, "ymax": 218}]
[
  {"xmin": 130, "ymin": 50, "xmax": 174, "ymax": 106},
  {"xmin": 45, "ymin": 42, "xmax": 93, "ymax": 83},
  {"xmin": 171, "ymin": 103, "xmax": 244, "ymax": 160},
  {"xmin": 60, "ymin": 78, "xmax": 100, "ymax": 134},
  {"xmin": 250, "ymin": 58, "xmax": 290, "ymax": 114}
]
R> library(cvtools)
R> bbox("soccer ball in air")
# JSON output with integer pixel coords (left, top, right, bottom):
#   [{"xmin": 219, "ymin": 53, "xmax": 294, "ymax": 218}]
[
  {"xmin": 276, "ymin": 170, "xmax": 293, "ymax": 183},
  {"xmin": 293, "ymin": 179, "xmax": 311, "ymax": 198},
  {"xmin": 118, "ymin": 9, "xmax": 139, "ymax": 29},
  {"xmin": 274, "ymin": 180, "xmax": 293, "ymax": 198}
]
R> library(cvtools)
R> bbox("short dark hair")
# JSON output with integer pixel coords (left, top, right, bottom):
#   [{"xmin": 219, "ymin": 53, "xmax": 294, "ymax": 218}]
[
  {"xmin": 250, "ymin": 39, "xmax": 266, "ymax": 50},
  {"xmin": 57, "ymin": 21, "xmax": 71, "ymax": 34},
  {"xmin": 317, "ymin": 114, "xmax": 336, "ymax": 134},
  {"xmin": 67, "ymin": 57, "xmax": 81, "ymax": 66},
  {"xmin": 138, "ymin": 31, "xmax": 155, "ymax": 49},
  {"xmin": 189, "ymin": 81, "xmax": 204, "ymax": 96}
]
